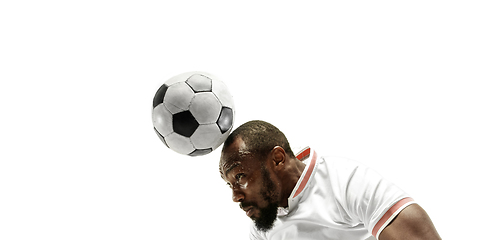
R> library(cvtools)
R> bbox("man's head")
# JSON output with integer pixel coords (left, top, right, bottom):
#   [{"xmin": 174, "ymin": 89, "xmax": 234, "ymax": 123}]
[{"xmin": 219, "ymin": 120, "xmax": 298, "ymax": 232}]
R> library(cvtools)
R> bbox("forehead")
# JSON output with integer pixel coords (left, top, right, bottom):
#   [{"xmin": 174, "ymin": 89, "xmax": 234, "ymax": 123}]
[
  {"xmin": 220, "ymin": 137, "xmax": 245, "ymax": 165},
  {"xmin": 219, "ymin": 137, "xmax": 257, "ymax": 177}
]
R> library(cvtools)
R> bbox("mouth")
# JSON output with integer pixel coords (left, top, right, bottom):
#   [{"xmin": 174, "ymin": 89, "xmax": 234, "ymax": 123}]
[{"xmin": 243, "ymin": 206, "xmax": 255, "ymax": 218}]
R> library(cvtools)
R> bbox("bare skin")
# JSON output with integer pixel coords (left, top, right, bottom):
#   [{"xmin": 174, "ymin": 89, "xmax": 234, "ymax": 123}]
[
  {"xmin": 219, "ymin": 137, "xmax": 305, "ymax": 216},
  {"xmin": 379, "ymin": 204, "xmax": 442, "ymax": 240}
]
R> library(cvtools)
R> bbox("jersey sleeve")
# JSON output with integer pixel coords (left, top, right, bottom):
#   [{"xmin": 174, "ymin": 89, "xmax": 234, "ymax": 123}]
[{"xmin": 326, "ymin": 157, "xmax": 416, "ymax": 239}]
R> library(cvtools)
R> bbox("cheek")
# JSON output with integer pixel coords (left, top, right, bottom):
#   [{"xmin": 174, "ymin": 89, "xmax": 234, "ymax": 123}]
[
  {"xmin": 239, "ymin": 180, "xmax": 263, "ymax": 201},
  {"xmin": 239, "ymin": 180, "xmax": 249, "ymax": 189}
]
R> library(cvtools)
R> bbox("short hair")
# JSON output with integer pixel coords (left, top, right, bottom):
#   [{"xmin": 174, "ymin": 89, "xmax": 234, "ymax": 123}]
[{"xmin": 223, "ymin": 120, "xmax": 295, "ymax": 160}]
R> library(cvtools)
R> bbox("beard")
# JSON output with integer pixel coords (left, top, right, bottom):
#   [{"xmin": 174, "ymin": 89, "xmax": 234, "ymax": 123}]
[
  {"xmin": 253, "ymin": 200, "xmax": 279, "ymax": 232},
  {"xmin": 252, "ymin": 168, "xmax": 280, "ymax": 232}
]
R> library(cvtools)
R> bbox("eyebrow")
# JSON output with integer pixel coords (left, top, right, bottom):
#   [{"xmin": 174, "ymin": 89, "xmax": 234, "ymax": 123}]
[{"xmin": 224, "ymin": 162, "xmax": 241, "ymax": 177}]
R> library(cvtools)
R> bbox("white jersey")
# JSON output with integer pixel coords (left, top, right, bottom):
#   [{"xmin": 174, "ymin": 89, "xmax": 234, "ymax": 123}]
[{"xmin": 250, "ymin": 147, "xmax": 416, "ymax": 240}]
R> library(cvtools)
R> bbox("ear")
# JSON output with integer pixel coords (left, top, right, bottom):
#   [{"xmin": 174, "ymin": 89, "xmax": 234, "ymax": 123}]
[{"xmin": 270, "ymin": 146, "xmax": 287, "ymax": 169}]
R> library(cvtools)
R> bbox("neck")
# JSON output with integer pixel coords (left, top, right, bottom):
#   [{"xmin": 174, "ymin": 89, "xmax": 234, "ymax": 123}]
[{"xmin": 278, "ymin": 158, "xmax": 306, "ymax": 207}]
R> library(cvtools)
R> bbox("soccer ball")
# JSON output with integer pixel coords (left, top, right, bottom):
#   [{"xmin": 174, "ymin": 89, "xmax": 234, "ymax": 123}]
[{"xmin": 152, "ymin": 71, "xmax": 235, "ymax": 156}]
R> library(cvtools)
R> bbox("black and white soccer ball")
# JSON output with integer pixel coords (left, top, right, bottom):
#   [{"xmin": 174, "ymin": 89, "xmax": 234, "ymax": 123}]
[{"xmin": 152, "ymin": 71, "xmax": 235, "ymax": 156}]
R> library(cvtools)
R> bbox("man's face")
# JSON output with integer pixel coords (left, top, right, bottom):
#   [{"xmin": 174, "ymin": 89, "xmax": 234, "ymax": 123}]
[{"xmin": 220, "ymin": 138, "xmax": 280, "ymax": 232}]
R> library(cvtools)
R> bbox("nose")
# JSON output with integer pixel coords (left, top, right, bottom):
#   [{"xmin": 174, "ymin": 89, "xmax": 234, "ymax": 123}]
[{"xmin": 232, "ymin": 188, "xmax": 244, "ymax": 203}]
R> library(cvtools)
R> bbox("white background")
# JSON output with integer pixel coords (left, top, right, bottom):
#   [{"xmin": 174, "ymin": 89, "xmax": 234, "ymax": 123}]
[{"xmin": 1, "ymin": 1, "xmax": 486, "ymax": 239}]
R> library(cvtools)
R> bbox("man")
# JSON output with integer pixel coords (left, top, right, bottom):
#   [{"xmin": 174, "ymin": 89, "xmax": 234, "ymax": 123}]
[{"xmin": 219, "ymin": 120, "xmax": 441, "ymax": 240}]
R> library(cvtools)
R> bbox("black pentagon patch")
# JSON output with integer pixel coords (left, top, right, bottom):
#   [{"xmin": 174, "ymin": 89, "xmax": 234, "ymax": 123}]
[
  {"xmin": 154, "ymin": 127, "xmax": 169, "ymax": 148},
  {"xmin": 173, "ymin": 110, "xmax": 199, "ymax": 137},
  {"xmin": 217, "ymin": 107, "xmax": 233, "ymax": 134},
  {"xmin": 186, "ymin": 74, "xmax": 212, "ymax": 92},
  {"xmin": 153, "ymin": 84, "xmax": 169, "ymax": 108},
  {"xmin": 189, "ymin": 148, "xmax": 213, "ymax": 157}
]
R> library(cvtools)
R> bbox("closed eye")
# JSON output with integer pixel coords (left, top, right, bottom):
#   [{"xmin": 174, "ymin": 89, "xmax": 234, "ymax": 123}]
[
  {"xmin": 226, "ymin": 173, "xmax": 245, "ymax": 189},
  {"xmin": 235, "ymin": 173, "xmax": 244, "ymax": 182}
]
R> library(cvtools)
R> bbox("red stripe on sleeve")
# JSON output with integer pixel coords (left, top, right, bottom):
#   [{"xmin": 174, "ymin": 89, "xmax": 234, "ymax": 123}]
[{"xmin": 372, "ymin": 197, "xmax": 415, "ymax": 238}]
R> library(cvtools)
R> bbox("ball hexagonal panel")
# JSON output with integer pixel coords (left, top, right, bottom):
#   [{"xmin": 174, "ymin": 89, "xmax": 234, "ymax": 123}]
[
  {"xmin": 189, "ymin": 148, "xmax": 213, "ymax": 157},
  {"xmin": 191, "ymin": 123, "xmax": 222, "ymax": 149},
  {"xmin": 152, "ymin": 104, "xmax": 173, "ymax": 136},
  {"xmin": 164, "ymin": 102, "xmax": 185, "ymax": 115},
  {"xmin": 163, "ymin": 82, "xmax": 195, "ymax": 111},
  {"xmin": 164, "ymin": 71, "xmax": 199, "ymax": 86},
  {"xmin": 186, "ymin": 74, "xmax": 212, "ymax": 92},
  {"xmin": 165, "ymin": 133, "xmax": 195, "ymax": 155},
  {"xmin": 212, "ymin": 79, "xmax": 234, "ymax": 109},
  {"xmin": 153, "ymin": 128, "xmax": 169, "ymax": 148},
  {"xmin": 189, "ymin": 92, "xmax": 222, "ymax": 124}
]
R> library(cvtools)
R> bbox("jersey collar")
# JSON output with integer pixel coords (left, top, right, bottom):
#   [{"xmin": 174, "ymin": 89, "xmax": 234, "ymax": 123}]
[{"xmin": 278, "ymin": 147, "xmax": 318, "ymax": 216}]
